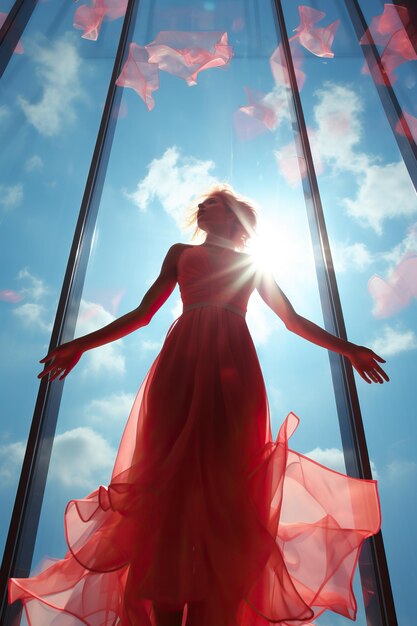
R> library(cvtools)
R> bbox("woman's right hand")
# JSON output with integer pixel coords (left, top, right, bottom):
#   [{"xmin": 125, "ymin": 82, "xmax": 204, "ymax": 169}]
[{"xmin": 38, "ymin": 340, "xmax": 84, "ymax": 381}]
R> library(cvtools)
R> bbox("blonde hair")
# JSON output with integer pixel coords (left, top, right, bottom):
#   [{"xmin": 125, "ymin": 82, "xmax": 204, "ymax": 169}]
[{"xmin": 185, "ymin": 183, "xmax": 258, "ymax": 250}]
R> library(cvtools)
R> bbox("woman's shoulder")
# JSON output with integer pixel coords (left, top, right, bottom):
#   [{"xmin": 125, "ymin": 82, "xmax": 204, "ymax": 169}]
[{"xmin": 165, "ymin": 242, "xmax": 194, "ymax": 258}]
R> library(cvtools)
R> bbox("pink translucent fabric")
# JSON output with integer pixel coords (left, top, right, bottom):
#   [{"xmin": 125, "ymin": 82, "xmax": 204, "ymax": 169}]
[
  {"xmin": 9, "ymin": 246, "xmax": 381, "ymax": 626},
  {"xmin": 269, "ymin": 6, "xmax": 339, "ymax": 93},
  {"xmin": 73, "ymin": 0, "xmax": 128, "ymax": 41},
  {"xmin": 116, "ymin": 32, "xmax": 233, "ymax": 110},
  {"xmin": 233, "ymin": 87, "xmax": 282, "ymax": 141},
  {"xmin": 396, "ymin": 111, "xmax": 417, "ymax": 142},
  {"xmin": 0, "ymin": 289, "xmax": 23, "ymax": 303},
  {"xmin": 368, "ymin": 252, "xmax": 417, "ymax": 317},
  {"xmin": 293, "ymin": 6, "xmax": 340, "ymax": 59},
  {"xmin": 360, "ymin": 3, "xmax": 417, "ymax": 83},
  {"xmin": 276, "ymin": 132, "xmax": 323, "ymax": 187},
  {"xmin": 0, "ymin": 12, "xmax": 24, "ymax": 54},
  {"xmin": 270, "ymin": 41, "xmax": 306, "ymax": 90}
]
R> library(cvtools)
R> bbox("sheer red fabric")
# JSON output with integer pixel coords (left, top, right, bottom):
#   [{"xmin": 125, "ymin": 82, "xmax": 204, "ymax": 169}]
[
  {"xmin": 73, "ymin": 0, "xmax": 128, "ymax": 41},
  {"xmin": 360, "ymin": 3, "xmax": 417, "ymax": 84},
  {"xmin": 233, "ymin": 87, "xmax": 282, "ymax": 141},
  {"xmin": 368, "ymin": 251, "xmax": 417, "ymax": 317},
  {"xmin": 116, "ymin": 32, "xmax": 233, "ymax": 110},
  {"xmin": 9, "ymin": 246, "xmax": 381, "ymax": 626},
  {"xmin": 294, "ymin": 6, "xmax": 340, "ymax": 59}
]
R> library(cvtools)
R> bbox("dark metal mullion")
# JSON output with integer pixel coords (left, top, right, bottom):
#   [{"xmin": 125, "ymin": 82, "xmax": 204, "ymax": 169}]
[
  {"xmin": 344, "ymin": 0, "xmax": 417, "ymax": 192},
  {"xmin": 0, "ymin": 1, "xmax": 139, "ymax": 623},
  {"xmin": 271, "ymin": 1, "xmax": 397, "ymax": 625},
  {"xmin": 0, "ymin": 0, "xmax": 38, "ymax": 80}
]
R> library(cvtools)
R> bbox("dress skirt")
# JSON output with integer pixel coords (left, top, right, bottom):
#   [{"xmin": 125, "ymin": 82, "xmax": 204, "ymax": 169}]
[{"xmin": 9, "ymin": 304, "xmax": 381, "ymax": 626}]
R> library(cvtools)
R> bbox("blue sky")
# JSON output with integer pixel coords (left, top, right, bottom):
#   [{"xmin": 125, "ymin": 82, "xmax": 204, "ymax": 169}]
[{"xmin": 1, "ymin": 1, "xmax": 416, "ymax": 624}]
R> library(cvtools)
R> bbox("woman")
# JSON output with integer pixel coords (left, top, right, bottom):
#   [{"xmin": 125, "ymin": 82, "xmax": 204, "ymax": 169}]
[{"xmin": 9, "ymin": 184, "xmax": 388, "ymax": 626}]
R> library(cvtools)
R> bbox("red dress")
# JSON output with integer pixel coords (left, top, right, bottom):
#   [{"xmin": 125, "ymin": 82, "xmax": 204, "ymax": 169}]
[{"xmin": 9, "ymin": 245, "xmax": 381, "ymax": 626}]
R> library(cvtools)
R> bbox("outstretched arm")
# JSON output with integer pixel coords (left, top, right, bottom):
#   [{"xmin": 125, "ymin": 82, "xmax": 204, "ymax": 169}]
[
  {"xmin": 256, "ymin": 269, "xmax": 389, "ymax": 384},
  {"xmin": 39, "ymin": 244, "xmax": 186, "ymax": 381}
]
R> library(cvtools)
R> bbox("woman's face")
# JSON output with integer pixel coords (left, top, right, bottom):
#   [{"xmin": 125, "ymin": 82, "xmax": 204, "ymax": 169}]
[{"xmin": 197, "ymin": 195, "xmax": 236, "ymax": 237}]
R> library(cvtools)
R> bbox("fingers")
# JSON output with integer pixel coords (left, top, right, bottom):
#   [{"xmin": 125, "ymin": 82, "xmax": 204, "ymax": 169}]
[
  {"xmin": 357, "ymin": 369, "xmax": 372, "ymax": 384},
  {"xmin": 38, "ymin": 363, "xmax": 68, "ymax": 381},
  {"xmin": 372, "ymin": 351, "xmax": 386, "ymax": 363},
  {"xmin": 374, "ymin": 363, "xmax": 390, "ymax": 382}
]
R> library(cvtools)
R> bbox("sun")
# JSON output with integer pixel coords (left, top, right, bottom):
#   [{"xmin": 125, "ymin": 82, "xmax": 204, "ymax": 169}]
[{"xmin": 245, "ymin": 214, "xmax": 314, "ymax": 288}]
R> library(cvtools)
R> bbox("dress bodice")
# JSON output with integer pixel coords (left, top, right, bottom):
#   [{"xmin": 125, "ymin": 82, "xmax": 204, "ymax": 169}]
[{"xmin": 177, "ymin": 245, "xmax": 258, "ymax": 314}]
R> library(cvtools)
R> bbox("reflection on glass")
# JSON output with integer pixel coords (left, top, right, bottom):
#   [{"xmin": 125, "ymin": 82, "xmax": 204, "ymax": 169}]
[
  {"xmin": 0, "ymin": 0, "xmax": 17, "ymax": 17},
  {"xmin": 281, "ymin": 0, "xmax": 417, "ymax": 623},
  {"xmin": 0, "ymin": 0, "xmax": 125, "ymax": 557},
  {"xmin": 359, "ymin": 1, "xmax": 417, "ymax": 151}
]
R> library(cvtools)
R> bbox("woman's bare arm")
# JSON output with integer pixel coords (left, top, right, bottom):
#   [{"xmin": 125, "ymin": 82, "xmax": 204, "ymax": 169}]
[
  {"xmin": 256, "ymin": 269, "xmax": 389, "ymax": 384},
  {"xmin": 39, "ymin": 244, "xmax": 187, "ymax": 381}
]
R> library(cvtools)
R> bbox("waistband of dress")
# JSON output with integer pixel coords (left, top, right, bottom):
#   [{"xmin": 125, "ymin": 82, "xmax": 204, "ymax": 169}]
[{"xmin": 182, "ymin": 301, "xmax": 246, "ymax": 318}]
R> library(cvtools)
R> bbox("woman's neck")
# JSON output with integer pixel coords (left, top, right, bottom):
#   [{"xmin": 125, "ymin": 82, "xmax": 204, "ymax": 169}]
[{"xmin": 202, "ymin": 234, "xmax": 238, "ymax": 250}]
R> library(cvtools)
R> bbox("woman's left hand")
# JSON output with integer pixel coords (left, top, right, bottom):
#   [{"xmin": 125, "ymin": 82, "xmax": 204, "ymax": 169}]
[{"xmin": 347, "ymin": 344, "xmax": 389, "ymax": 384}]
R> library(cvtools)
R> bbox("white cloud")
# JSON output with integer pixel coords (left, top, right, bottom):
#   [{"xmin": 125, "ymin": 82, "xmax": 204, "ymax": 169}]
[
  {"xmin": 247, "ymin": 291, "xmax": 279, "ymax": 345},
  {"xmin": 84, "ymin": 392, "xmax": 135, "ymax": 424},
  {"xmin": 313, "ymin": 83, "xmax": 417, "ymax": 234},
  {"xmin": 0, "ymin": 105, "xmax": 10, "ymax": 122},
  {"xmin": 13, "ymin": 302, "xmax": 52, "ymax": 333},
  {"xmin": 0, "ymin": 183, "xmax": 23, "ymax": 209},
  {"xmin": 0, "ymin": 426, "xmax": 116, "ymax": 491},
  {"xmin": 25, "ymin": 154, "xmax": 44, "ymax": 172},
  {"xmin": 304, "ymin": 446, "xmax": 346, "ymax": 473},
  {"xmin": 49, "ymin": 427, "xmax": 115, "ymax": 489},
  {"xmin": 343, "ymin": 162, "xmax": 417, "ymax": 234},
  {"xmin": 76, "ymin": 299, "xmax": 125, "ymax": 375},
  {"xmin": 17, "ymin": 268, "xmax": 48, "ymax": 300},
  {"xmin": 125, "ymin": 146, "xmax": 218, "ymax": 227},
  {"xmin": 0, "ymin": 440, "xmax": 25, "ymax": 485},
  {"xmin": 385, "ymin": 459, "xmax": 417, "ymax": 482},
  {"xmin": 313, "ymin": 83, "xmax": 368, "ymax": 173},
  {"xmin": 18, "ymin": 36, "xmax": 83, "ymax": 137},
  {"xmin": 171, "ymin": 298, "xmax": 183, "ymax": 319},
  {"xmin": 383, "ymin": 222, "xmax": 417, "ymax": 265},
  {"xmin": 370, "ymin": 325, "xmax": 417, "ymax": 357},
  {"xmin": 304, "ymin": 446, "xmax": 378, "ymax": 478},
  {"xmin": 141, "ymin": 339, "xmax": 163, "ymax": 352},
  {"xmin": 332, "ymin": 241, "xmax": 373, "ymax": 273}
]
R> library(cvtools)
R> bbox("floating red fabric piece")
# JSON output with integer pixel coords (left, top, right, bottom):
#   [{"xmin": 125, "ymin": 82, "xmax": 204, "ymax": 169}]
[
  {"xmin": 0, "ymin": 12, "xmax": 24, "ymax": 54},
  {"xmin": 396, "ymin": 110, "xmax": 417, "ymax": 142},
  {"xmin": 0, "ymin": 289, "xmax": 23, "ymax": 303},
  {"xmin": 360, "ymin": 3, "xmax": 417, "ymax": 83},
  {"xmin": 368, "ymin": 252, "xmax": 417, "ymax": 317},
  {"xmin": 233, "ymin": 87, "xmax": 282, "ymax": 141},
  {"xmin": 270, "ymin": 41, "xmax": 306, "ymax": 90},
  {"xmin": 116, "ymin": 32, "xmax": 233, "ymax": 110},
  {"xmin": 115, "ymin": 44, "xmax": 160, "ymax": 111},
  {"xmin": 73, "ymin": 0, "xmax": 127, "ymax": 41},
  {"xmin": 294, "ymin": 6, "xmax": 340, "ymax": 58},
  {"xmin": 9, "ymin": 246, "xmax": 381, "ymax": 626}
]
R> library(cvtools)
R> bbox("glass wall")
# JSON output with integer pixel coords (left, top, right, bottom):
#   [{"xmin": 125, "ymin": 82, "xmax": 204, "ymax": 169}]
[
  {"xmin": 2, "ymin": 0, "xmax": 416, "ymax": 624},
  {"xmin": 0, "ymin": 0, "xmax": 126, "ymax": 556},
  {"xmin": 280, "ymin": 1, "xmax": 417, "ymax": 624}
]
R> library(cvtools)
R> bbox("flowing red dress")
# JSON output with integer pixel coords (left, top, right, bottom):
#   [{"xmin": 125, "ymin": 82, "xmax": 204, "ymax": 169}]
[{"xmin": 9, "ymin": 244, "xmax": 381, "ymax": 626}]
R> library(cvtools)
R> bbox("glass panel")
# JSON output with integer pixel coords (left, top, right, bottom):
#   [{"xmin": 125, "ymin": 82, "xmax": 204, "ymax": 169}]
[
  {"xmin": 0, "ymin": 1, "xmax": 125, "ymax": 557},
  {"xmin": 0, "ymin": 0, "xmax": 17, "ymax": 16},
  {"xmin": 28, "ymin": 0, "xmax": 363, "ymax": 624},
  {"xmin": 280, "ymin": 0, "xmax": 417, "ymax": 623},
  {"xmin": 358, "ymin": 0, "xmax": 417, "ymax": 141}
]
